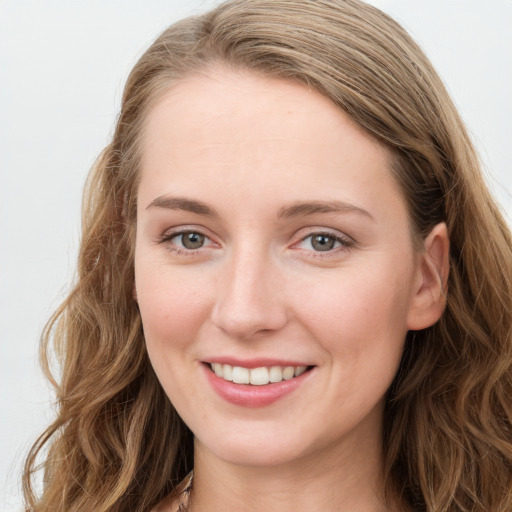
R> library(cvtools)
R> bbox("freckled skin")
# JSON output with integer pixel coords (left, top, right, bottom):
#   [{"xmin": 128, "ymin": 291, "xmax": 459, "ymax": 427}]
[{"xmin": 135, "ymin": 67, "xmax": 435, "ymax": 510}]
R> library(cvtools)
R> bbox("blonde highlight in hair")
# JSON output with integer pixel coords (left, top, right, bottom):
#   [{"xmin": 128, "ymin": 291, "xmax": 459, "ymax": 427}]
[{"xmin": 24, "ymin": 1, "xmax": 512, "ymax": 511}]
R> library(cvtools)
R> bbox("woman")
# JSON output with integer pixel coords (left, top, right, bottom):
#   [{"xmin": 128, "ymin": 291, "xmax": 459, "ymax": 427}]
[{"xmin": 23, "ymin": 0, "xmax": 512, "ymax": 511}]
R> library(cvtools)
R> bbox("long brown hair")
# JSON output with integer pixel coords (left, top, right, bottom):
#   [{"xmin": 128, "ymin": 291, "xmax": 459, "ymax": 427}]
[{"xmin": 23, "ymin": 1, "xmax": 512, "ymax": 510}]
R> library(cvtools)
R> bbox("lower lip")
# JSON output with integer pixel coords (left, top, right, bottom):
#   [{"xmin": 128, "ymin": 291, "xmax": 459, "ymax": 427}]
[{"xmin": 203, "ymin": 364, "xmax": 313, "ymax": 407}]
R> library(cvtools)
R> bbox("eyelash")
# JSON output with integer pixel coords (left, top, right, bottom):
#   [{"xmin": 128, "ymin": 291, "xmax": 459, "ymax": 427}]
[
  {"xmin": 157, "ymin": 228, "xmax": 355, "ymax": 258},
  {"xmin": 157, "ymin": 229, "xmax": 216, "ymax": 256},
  {"xmin": 296, "ymin": 231, "xmax": 355, "ymax": 257}
]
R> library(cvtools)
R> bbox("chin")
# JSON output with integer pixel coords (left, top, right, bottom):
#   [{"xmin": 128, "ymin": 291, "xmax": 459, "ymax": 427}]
[{"xmin": 195, "ymin": 426, "xmax": 311, "ymax": 468}]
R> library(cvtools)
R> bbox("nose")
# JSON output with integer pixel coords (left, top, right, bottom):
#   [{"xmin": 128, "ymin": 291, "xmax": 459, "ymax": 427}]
[{"xmin": 210, "ymin": 246, "xmax": 288, "ymax": 340}]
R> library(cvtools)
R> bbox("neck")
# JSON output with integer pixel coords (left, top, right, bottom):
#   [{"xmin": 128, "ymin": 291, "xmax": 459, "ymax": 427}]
[{"xmin": 189, "ymin": 430, "xmax": 398, "ymax": 512}]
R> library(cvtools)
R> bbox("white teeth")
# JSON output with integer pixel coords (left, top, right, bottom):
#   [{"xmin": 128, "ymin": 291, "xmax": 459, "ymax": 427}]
[
  {"xmin": 269, "ymin": 366, "xmax": 283, "ymax": 383},
  {"xmin": 232, "ymin": 366, "xmax": 250, "ymax": 384},
  {"xmin": 294, "ymin": 366, "xmax": 307, "ymax": 377},
  {"xmin": 249, "ymin": 367, "xmax": 270, "ymax": 385},
  {"xmin": 222, "ymin": 363, "xmax": 233, "ymax": 381},
  {"xmin": 282, "ymin": 366, "xmax": 295, "ymax": 380},
  {"xmin": 212, "ymin": 362, "xmax": 223, "ymax": 377},
  {"xmin": 210, "ymin": 363, "xmax": 309, "ymax": 385}
]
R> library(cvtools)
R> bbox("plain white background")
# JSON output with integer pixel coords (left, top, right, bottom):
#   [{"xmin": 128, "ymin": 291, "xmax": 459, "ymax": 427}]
[{"xmin": 1, "ymin": 1, "xmax": 511, "ymax": 509}]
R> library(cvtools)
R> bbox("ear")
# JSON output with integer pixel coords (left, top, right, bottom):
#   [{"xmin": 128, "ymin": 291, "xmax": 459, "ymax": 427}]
[
  {"xmin": 133, "ymin": 282, "xmax": 138, "ymax": 303},
  {"xmin": 407, "ymin": 222, "xmax": 450, "ymax": 331}
]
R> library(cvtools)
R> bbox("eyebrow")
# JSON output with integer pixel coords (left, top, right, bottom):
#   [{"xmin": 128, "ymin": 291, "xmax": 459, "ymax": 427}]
[
  {"xmin": 277, "ymin": 200, "xmax": 374, "ymax": 220},
  {"xmin": 146, "ymin": 195, "xmax": 373, "ymax": 221},
  {"xmin": 146, "ymin": 195, "xmax": 219, "ymax": 217}
]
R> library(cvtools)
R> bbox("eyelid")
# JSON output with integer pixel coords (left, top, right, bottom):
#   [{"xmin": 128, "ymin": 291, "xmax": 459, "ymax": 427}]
[
  {"xmin": 156, "ymin": 225, "xmax": 355, "ymax": 257},
  {"xmin": 157, "ymin": 225, "xmax": 220, "ymax": 253},
  {"xmin": 291, "ymin": 227, "xmax": 355, "ymax": 254}
]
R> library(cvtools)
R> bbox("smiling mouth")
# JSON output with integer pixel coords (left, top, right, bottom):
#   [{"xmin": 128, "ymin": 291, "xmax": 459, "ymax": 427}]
[{"xmin": 208, "ymin": 363, "xmax": 314, "ymax": 385}]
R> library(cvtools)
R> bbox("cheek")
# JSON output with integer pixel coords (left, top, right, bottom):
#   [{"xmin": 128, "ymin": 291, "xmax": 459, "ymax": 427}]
[
  {"xmin": 135, "ymin": 262, "xmax": 215, "ymax": 413},
  {"xmin": 292, "ymin": 261, "xmax": 413, "ymax": 362},
  {"xmin": 135, "ymin": 261, "xmax": 212, "ymax": 351},
  {"xmin": 295, "ymin": 264, "xmax": 413, "ymax": 425}
]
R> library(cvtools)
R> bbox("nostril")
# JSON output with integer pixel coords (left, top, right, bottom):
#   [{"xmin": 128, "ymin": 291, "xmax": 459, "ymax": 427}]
[
  {"xmin": 210, "ymin": 266, "xmax": 288, "ymax": 339},
  {"xmin": 211, "ymin": 301, "xmax": 289, "ymax": 341}
]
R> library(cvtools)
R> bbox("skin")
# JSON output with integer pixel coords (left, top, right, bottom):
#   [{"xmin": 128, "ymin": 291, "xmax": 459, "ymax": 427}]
[{"xmin": 135, "ymin": 67, "xmax": 449, "ymax": 512}]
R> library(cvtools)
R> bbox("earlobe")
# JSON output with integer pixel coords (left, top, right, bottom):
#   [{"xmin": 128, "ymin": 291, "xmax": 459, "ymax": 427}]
[{"xmin": 407, "ymin": 222, "xmax": 450, "ymax": 331}]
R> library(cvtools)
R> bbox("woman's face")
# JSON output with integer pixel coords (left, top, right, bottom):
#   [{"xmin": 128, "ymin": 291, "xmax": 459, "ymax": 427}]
[{"xmin": 134, "ymin": 68, "xmax": 429, "ymax": 469}]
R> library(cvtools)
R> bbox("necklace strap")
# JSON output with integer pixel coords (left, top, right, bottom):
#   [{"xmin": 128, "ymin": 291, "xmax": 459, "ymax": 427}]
[{"xmin": 176, "ymin": 471, "xmax": 193, "ymax": 512}]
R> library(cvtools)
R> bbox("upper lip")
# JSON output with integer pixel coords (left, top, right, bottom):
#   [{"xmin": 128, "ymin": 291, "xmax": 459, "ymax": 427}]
[{"xmin": 204, "ymin": 357, "xmax": 314, "ymax": 369}]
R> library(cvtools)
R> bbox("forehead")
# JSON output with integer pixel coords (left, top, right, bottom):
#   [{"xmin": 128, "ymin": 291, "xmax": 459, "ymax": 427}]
[
  {"xmin": 142, "ymin": 67, "xmax": 384, "ymax": 156},
  {"xmin": 138, "ymin": 67, "xmax": 405, "ymax": 222}
]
